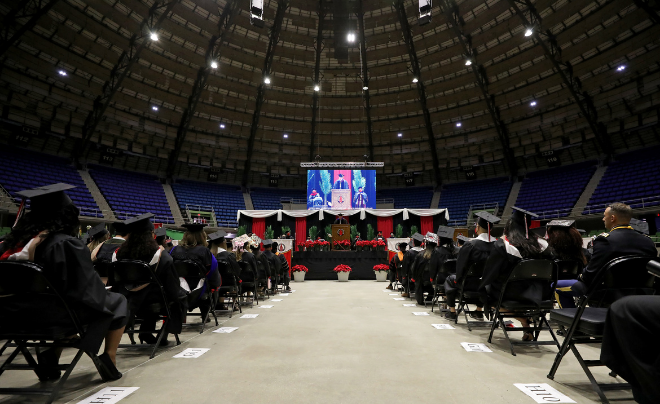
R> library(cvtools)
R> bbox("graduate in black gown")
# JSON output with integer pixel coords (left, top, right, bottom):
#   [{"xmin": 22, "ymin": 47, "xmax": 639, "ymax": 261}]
[
  {"xmin": 86, "ymin": 222, "xmax": 110, "ymax": 253},
  {"xmin": 387, "ymin": 243, "xmax": 407, "ymax": 290},
  {"xmin": 444, "ymin": 212, "xmax": 499, "ymax": 320},
  {"xmin": 92, "ymin": 222, "xmax": 128, "ymax": 264},
  {"xmin": 262, "ymin": 240, "xmax": 280, "ymax": 292},
  {"xmin": 113, "ymin": 213, "xmax": 186, "ymax": 345},
  {"xmin": 155, "ymin": 227, "xmax": 168, "ymax": 249},
  {"xmin": 479, "ymin": 207, "xmax": 551, "ymax": 341},
  {"xmin": 170, "ymin": 223, "xmax": 220, "ymax": 320},
  {"xmin": 0, "ymin": 183, "xmax": 126, "ymax": 381},
  {"xmin": 401, "ymin": 233, "xmax": 424, "ymax": 297},
  {"xmin": 411, "ymin": 232, "xmax": 444, "ymax": 304},
  {"xmin": 272, "ymin": 241, "xmax": 292, "ymax": 292},
  {"xmin": 252, "ymin": 237, "xmax": 271, "ymax": 296},
  {"xmin": 208, "ymin": 230, "xmax": 241, "ymax": 309}
]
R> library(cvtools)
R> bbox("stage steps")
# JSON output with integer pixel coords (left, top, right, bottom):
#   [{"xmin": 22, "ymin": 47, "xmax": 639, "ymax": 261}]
[
  {"xmin": 571, "ymin": 165, "xmax": 607, "ymax": 217},
  {"xmin": 243, "ymin": 191, "xmax": 254, "ymax": 210},
  {"xmin": 78, "ymin": 169, "xmax": 116, "ymax": 220},
  {"xmin": 162, "ymin": 183, "xmax": 184, "ymax": 226},
  {"xmin": 502, "ymin": 180, "xmax": 522, "ymax": 221},
  {"xmin": 430, "ymin": 189, "xmax": 441, "ymax": 209}
]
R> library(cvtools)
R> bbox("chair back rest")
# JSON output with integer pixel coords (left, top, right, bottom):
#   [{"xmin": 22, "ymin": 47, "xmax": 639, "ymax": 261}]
[
  {"xmin": 588, "ymin": 256, "xmax": 657, "ymax": 307},
  {"xmin": 554, "ymin": 260, "xmax": 581, "ymax": 281},
  {"xmin": 173, "ymin": 259, "xmax": 206, "ymax": 279},
  {"xmin": 506, "ymin": 259, "xmax": 555, "ymax": 282},
  {"xmin": 440, "ymin": 259, "xmax": 456, "ymax": 275},
  {"xmin": 112, "ymin": 260, "xmax": 156, "ymax": 287},
  {"xmin": 216, "ymin": 258, "xmax": 238, "ymax": 286},
  {"xmin": 465, "ymin": 260, "xmax": 486, "ymax": 278}
]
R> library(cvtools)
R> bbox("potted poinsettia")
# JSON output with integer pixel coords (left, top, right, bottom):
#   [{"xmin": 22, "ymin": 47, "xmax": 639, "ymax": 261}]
[
  {"xmin": 316, "ymin": 240, "xmax": 329, "ymax": 251},
  {"xmin": 373, "ymin": 264, "xmax": 389, "ymax": 282},
  {"xmin": 292, "ymin": 265, "xmax": 308, "ymax": 282},
  {"xmin": 297, "ymin": 241, "xmax": 306, "ymax": 251},
  {"xmin": 376, "ymin": 239, "xmax": 386, "ymax": 252},
  {"xmin": 333, "ymin": 239, "xmax": 350, "ymax": 251},
  {"xmin": 333, "ymin": 264, "xmax": 352, "ymax": 282}
]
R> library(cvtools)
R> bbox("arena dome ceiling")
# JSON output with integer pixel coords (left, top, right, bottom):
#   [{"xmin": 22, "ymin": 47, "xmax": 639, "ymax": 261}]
[{"xmin": 0, "ymin": 0, "xmax": 659, "ymax": 187}]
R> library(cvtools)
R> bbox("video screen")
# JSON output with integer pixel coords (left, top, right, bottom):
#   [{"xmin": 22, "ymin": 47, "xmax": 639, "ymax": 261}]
[{"xmin": 307, "ymin": 170, "xmax": 376, "ymax": 210}]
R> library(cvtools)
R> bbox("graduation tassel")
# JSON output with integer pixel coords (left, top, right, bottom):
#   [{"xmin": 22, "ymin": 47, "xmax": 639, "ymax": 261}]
[
  {"xmin": 488, "ymin": 222, "xmax": 491, "ymax": 240},
  {"xmin": 525, "ymin": 215, "xmax": 529, "ymax": 239},
  {"xmin": 12, "ymin": 199, "xmax": 26, "ymax": 228}
]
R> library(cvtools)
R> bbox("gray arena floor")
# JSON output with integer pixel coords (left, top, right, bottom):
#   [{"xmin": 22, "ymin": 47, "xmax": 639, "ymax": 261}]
[{"xmin": 0, "ymin": 280, "xmax": 634, "ymax": 404}]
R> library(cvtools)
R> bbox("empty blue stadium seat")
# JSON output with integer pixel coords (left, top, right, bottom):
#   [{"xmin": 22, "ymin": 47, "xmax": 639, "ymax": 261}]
[
  {"xmin": 172, "ymin": 180, "xmax": 245, "ymax": 227},
  {"xmin": 376, "ymin": 187, "xmax": 434, "ymax": 209},
  {"xmin": 438, "ymin": 177, "xmax": 512, "ymax": 225},
  {"xmin": 250, "ymin": 188, "xmax": 306, "ymax": 210}
]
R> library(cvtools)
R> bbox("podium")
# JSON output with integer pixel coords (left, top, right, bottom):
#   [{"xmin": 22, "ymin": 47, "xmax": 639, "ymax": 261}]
[
  {"xmin": 331, "ymin": 224, "xmax": 350, "ymax": 250},
  {"xmin": 331, "ymin": 189, "xmax": 351, "ymax": 210}
]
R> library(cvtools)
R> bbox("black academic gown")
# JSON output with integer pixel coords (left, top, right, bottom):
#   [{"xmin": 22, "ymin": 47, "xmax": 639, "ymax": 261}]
[
  {"xmin": 239, "ymin": 251, "xmax": 258, "ymax": 283},
  {"xmin": 215, "ymin": 249, "xmax": 241, "ymax": 281},
  {"xmin": 276, "ymin": 253, "xmax": 290, "ymax": 286},
  {"xmin": 170, "ymin": 245, "xmax": 221, "ymax": 312},
  {"xmin": 20, "ymin": 233, "xmax": 128, "ymax": 353},
  {"xmin": 402, "ymin": 247, "xmax": 422, "ymax": 291},
  {"xmin": 263, "ymin": 250, "xmax": 280, "ymax": 285},
  {"xmin": 94, "ymin": 237, "xmax": 125, "ymax": 263},
  {"xmin": 443, "ymin": 235, "xmax": 496, "ymax": 307},
  {"xmin": 254, "ymin": 251, "xmax": 271, "ymax": 281}
]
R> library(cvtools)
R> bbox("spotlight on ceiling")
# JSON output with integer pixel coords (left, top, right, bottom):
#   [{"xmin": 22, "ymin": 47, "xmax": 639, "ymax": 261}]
[
  {"xmin": 152, "ymin": 106, "xmax": 159, "ymax": 111},
  {"xmin": 362, "ymin": 86, "xmax": 368, "ymax": 90},
  {"xmin": 314, "ymin": 84, "xmax": 320, "ymax": 91},
  {"xmin": 264, "ymin": 77, "xmax": 271, "ymax": 84},
  {"xmin": 524, "ymin": 28, "xmax": 533, "ymax": 37},
  {"xmin": 465, "ymin": 60, "xmax": 472, "ymax": 66},
  {"xmin": 616, "ymin": 65, "xmax": 626, "ymax": 72},
  {"xmin": 211, "ymin": 61, "xmax": 218, "ymax": 69},
  {"xmin": 58, "ymin": 70, "xmax": 67, "ymax": 76},
  {"xmin": 220, "ymin": 123, "xmax": 225, "ymax": 129},
  {"xmin": 412, "ymin": 77, "xmax": 419, "ymax": 83},
  {"xmin": 530, "ymin": 101, "xmax": 537, "ymax": 107},
  {"xmin": 283, "ymin": 133, "xmax": 288, "ymax": 138},
  {"xmin": 397, "ymin": 133, "xmax": 403, "ymax": 137},
  {"xmin": 456, "ymin": 122, "xmax": 462, "ymax": 127},
  {"xmin": 347, "ymin": 32, "xmax": 356, "ymax": 43},
  {"xmin": 150, "ymin": 32, "xmax": 159, "ymax": 41}
]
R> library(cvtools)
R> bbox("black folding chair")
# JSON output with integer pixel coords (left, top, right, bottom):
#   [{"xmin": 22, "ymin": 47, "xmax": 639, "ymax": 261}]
[
  {"xmin": 112, "ymin": 259, "xmax": 180, "ymax": 359},
  {"xmin": 216, "ymin": 259, "xmax": 241, "ymax": 317},
  {"xmin": 487, "ymin": 259, "xmax": 560, "ymax": 356},
  {"xmin": 547, "ymin": 256, "xmax": 656, "ymax": 403},
  {"xmin": 429, "ymin": 259, "xmax": 456, "ymax": 310},
  {"xmin": 0, "ymin": 261, "xmax": 102, "ymax": 404},
  {"xmin": 455, "ymin": 261, "xmax": 491, "ymax": 331},
  {"xmin": 238, "ymin": 261, "xmax": 258, "ymax": 307},
  {"xmin": 173, "ymin": 260, "xmax": 218, "ymax": 333},
  {"xmin": 255, "ymin": 257, "xmax": 270, "ymax": 299},
  {"xmin": 93, "ymin": 260, "xmax": 114, "ymax": 285},
  {"xmin": 554, "ymin": 260, "xmax": 582, "ymax": 281}
]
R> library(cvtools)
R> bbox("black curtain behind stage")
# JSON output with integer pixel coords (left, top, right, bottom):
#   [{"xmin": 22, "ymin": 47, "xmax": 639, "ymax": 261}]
[{"xmin": 292, "ymin": 251, "xmax": 388, "ymax": 280}]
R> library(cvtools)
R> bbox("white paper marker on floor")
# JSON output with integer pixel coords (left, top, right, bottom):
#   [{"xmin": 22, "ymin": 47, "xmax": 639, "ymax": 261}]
[
  {"xmin": 259, "ymin": 305, "xmax": 274, "ymax": 308},
  {"xmin": 403, "ymin": 304, "xmax": 416, "ymax": 307},
  {"xmin": 173, "ymin": 348, "xmax": 210, "ymax": 358},
  {"xmin": 393, "ymin": 298, "xmax": 405, "ymax": 301},
  {"xmin": 279, "ymin": 293, "xmax": 290, "ymax": 296},
  {"xmin": 514, "ymin": 384, "xmax": 576, "ymax": 403},
  {"xmin": 241, "ymin": 314, "xmax": 259, "ymax": 318},
  {"xmin": 412, "ymin": 312, "xmax": 430, "ymax": 316},
  {"xmin": 389, "ymin": 293, "xmax": 398, "ymax": 295},
  {"xmin": 77, "ymin": 387, "xmax": 139, "ymax": 404},
  {"xmin": 432, "ymin": 324, "xmax": 455, "ymax": 329},
  {"xmin": 271, "ymin": 299, "xmax": 283, "ymax": 302},
  {"xmin": 460, "ymin": 342, "xmax": 492, "ymax": 352},
  {"xmin": 213, "ymin": 327, "xmax": 238, "ymax": 334}
]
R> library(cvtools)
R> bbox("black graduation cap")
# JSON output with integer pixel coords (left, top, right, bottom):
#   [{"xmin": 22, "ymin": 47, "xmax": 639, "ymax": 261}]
[
  {"xmin": 155, "ymin": 227, "xmax": 167, "ymax": 238},
  {"xmin": 271, "ymin": 240, "xmax": 279, "ymax": 249},
  {"xmin": 457, "ymin": 235, "xmax": 470, "ymax": 243},
  {"xmin": 123, "ymin": 213, "xmax": 155, "ymax": 233},
  {"xmin": 630, "ymin": 218, "xmax": 650, "ymax": 235},
  {"xmin": 207, "ymin": 230, "xmax": 227, "ymax": 242},
  {"xmin": 113, "ymin": 222, "xmax": 127, "ymax": 235},
  {"xmin": 411, "ymin": 233, "xmax": 424, "ymax": 242},
  {"xmin": 16, "ymin": 183, "xmax": 75, "ymax": 215},
  {"xmin": 474, "ymin": 211, "xmax": 501, "ymax": 229},
  {"xmin": 396, "ymin": 242, "xmax": 408, "ymax": 251},
  {"xmin": 511, "ymin": 207, "xmax": 538, "ymax": 238},
  {"xmin": 547, "ymin": 220, "xmax": 575, "ymax": 228},
  {"xmin": 182, "ymin": 223, "xmax": 207, "ymax": 232},
  {"xmin": 436, "ymin": 226, "xmax": 454, "ymax": 239},
  {"xmin": 262, "ymin": 239, "xmax": 273, "ymax": 247},
  {"xmin": 89, "ymin": 223, "xmax": 108, "ymax": 240}
]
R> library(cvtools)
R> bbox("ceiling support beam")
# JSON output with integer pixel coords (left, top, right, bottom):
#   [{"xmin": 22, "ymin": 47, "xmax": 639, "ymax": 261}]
[
  {"xmin": 357, "ymin": 0, "xmax": 374, "ymax": 161},
  {"xmin": 242, "ymin": 0, "xmax": 288, "ymax": 187},
  {"xmin": 166, "ymin": 0, "xmax": 239, "ymax": 178},
  {"xmin": 74, "ymin": 0, "xmax": 180, "ymax": 163},
  {"xmin": 309, "ymin": 0, "xmax": 325, "ymax": 160},
  {"xmin": 394, "ymin": 0, "xmax": 442, "ymax": 187},
  {"xmin": 439, "ymin": 0, "xmax": 518, "ymax": 177},
  {"xmin": 0, "ymin": 0, "xmax": 60, "ymax": 58},
  {"xmin": 505, "ymin": 0, "xmax": 614, "ymax": 157},
  {"xmin": 633, "ymin": 0, "xmax": 660, "ymax": 25}
]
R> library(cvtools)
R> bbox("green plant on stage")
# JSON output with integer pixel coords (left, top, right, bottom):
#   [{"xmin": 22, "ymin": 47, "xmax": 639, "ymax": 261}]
[
  {"xmin": 350, "ymin": 225, "xmax": 358, "ymax": 243},
  {"xmin": 409, "ymin": 225, "xmax": 419, "ymax": 237},
  {"xmin": 308, "ymin": 225, "xmax": 318, "ymax": 240},
  {"xmin": 367, "ymin": 224, "xmax": 375, "ymax": 240},
  {"xmin": 395, "ymin": 224, "xmax": 404, "ymax": 238},
  {"xmin": 237, "ymin": 225, "xmax": 247, "ymax": 236},
  {"xmin": 281, "ymin": 226, "xmax": 291, "ymax": 236},
  {"xmin": 325, "ymin": 224, "xmax": 332, "ymax": 239},
  {"xmin": 265, "ymin": 225, "xmax": 274, "ymax": 239},
  {"xmin": 320, "ymin": 170, "xmax": 332, "ymax": 207}
]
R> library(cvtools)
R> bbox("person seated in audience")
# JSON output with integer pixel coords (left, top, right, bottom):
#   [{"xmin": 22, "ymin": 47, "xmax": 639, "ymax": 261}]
[
  {"xmin": 601, "ymin": 295, "xmax": 660, "ymax": 404},
  {"xmin": 479, "ymin": 207, "xmax": 551, "ymax": 341},
  {"xmin": 262, "ymin": 239, "xmax": 280, "ymax": 292},
  {"xmin": 272, "ymin": 241, "xmax": 292, "ymax": 292},
  {"xmin": 444, "ymin": 212, "xmax": 500, "ymax": 320},
  {"xmin": 401, "ymin": 233, "xmax": 424, "ymax": 298},
  {"xmin": 155, "ymin": 227, "xmax": 168, "ymax": 249},
  {"xmin": 170, "ymin": 223, "xmax": 220, "ymax": 320},
  {"xmin": 86, "ymin": 223, "xmax": 110, "ymax": 253},
  {"xmin": 209, "ymin": 230, "xmax": 241, "ymax": 309},
  {"xmin": 554, "ymin": 203, "xmax": 657, "ymax": 308},
  {"xmin": 92, "ymin": 222, "xmax": 128, "ymax": 263},
  {"xmin": 545, "ymin": 220, "xmax": 588, "ymax": 307},
  {"xmin": 376, "ymin": 231, "xmax": 384, "ymax": 241},
  {"xmin": 114, "ymin": 213, "xmax": 186, "ymax": 346},
  {"xmin": 454, "ymin": 234, "xmax": 469, "ymax": 254},
  {"xmin": 387, "ymin": 242, "xmax": 407, "ymax": 290},
  {"xmin": 0, "ymin": 184, "xmax": 127, "ymax": 381},
  {"xmin": 236, "ymin": 240, "xmax": 258, "ymax": 296},
  {"xmin": 251, "ymin": 236, "xmax": 270, "ymax": 297},
  {"xmin": 412, "ymin": 230, "xmax": 454, "ymax": 305}
]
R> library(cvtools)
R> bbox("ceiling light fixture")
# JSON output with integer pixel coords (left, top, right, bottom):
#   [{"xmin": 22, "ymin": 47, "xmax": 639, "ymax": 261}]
[
  {"xmin": 347, "ymin": 32, "xmax": 356, "ymax": 42},
  {"xmin": 412, "ymin": 77, "xmax": 418, "ymax": 83},
  {"xmin": 524, "ymin": 28, "xmax": 533, "ymax": 37},
  {"xmin": 397, "ymin": 133, "xmax": 403, "ymax": 137},
  {"xmin": 150, "ymin": 32, "xmax": 159, "ymax": 41},
  {"xmin": 363, "ymin": 86, "xmax": 368, "ymax": 90},
  {"xmin": 616, "ymin": 65, "xmax": 626, "ymax": 72},
  {"xmin": 152, "ymin": 106, "xmax": 159, "ymax": 111},
  {"xmin": 58, "ymin": 70, "xmax": 67, "ymax": 76},
  {"xmin": 530, "ymin": 101, "xmax": 537, "ymax": 107},
  {"xmin": 264, "ymin": 77, "xmax": 271, "ymax": 84},
  {"xmin": 283, "ymin": 134, "xmax": 288, "ymax": 138},
  {"xmin": 211, "ymin": 61, "xmax": 218, "ymax": 69},
  {"xmin": 314, "ymin": 84, "xmax": 320, "ymax": 91},
  {"xmin": 465, "ymin": 60, "xmax": 472, "ymax": 66},
  {"xmin": 456, "ymin": 122, "xmax": 462, "ymax": 127},
  {"xmin": 220, "ymin": 123, "xmax": 225, "ymax": 129}
]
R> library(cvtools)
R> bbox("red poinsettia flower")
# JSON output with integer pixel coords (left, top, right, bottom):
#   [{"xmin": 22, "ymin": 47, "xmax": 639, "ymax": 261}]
[
  {"xmin": 373, "ymin": 264, "xmax": 389, "ymax": 271},
  {"xmin": 292, "ymin": 265, "xmax": 309, "ymax": 273},
  {"xmin": 377, "ymin": 240, "xmax": 386, "ymax": 246},
  {"xmin": 333, "ymin": 264, "xmax": 352, "ymax": 273}
]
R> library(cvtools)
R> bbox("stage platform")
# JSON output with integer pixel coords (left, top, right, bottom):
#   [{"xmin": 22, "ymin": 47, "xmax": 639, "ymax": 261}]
[{"xmin": 292, "ymin": 250, "xmax": 389, "ymax": 280}]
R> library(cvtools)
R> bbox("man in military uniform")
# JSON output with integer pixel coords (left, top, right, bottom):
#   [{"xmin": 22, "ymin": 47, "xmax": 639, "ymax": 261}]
[{"xmin": 555, "ymin": 203, "xmax": 657, "ymax": 308}]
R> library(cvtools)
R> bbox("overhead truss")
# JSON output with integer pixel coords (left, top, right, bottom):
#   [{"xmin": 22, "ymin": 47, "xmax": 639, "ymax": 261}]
[
  {"xmin": 242, "ymin": 0, "xmax": 289, "ymax": 187},
  {"xmin": 309, "ymin": 0, "xmax": 325, "ymax": 160},
  {"xmin": 0, "ymin": 0, "xmax": 61, "ymax": 58},
  {"xmin": 74, "ymin": 0, "xmax": 180, "ymax": 162},
  {"xmin": 439, "ymin": 0, "xmax": 518, "ymax": 177},
  {"xmin": 394, "ymin": 0, "xmax": 442, "ymax": 187},
  {"xmin": 358, "ymin": 0, "xmax": 374, "ymax": 162},
  {"xmin": 505, "ymin": 0, "xmax": 614, "ymax": 156},
  {"xmin": 166, "ymin": 0, "xmax": 239, "ymax": 178}
]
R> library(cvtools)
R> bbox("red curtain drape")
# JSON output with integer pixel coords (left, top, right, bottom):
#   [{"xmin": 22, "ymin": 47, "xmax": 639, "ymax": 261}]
[
  {"xmin": 252, "ymin": 218, "xmax": 266, "ymax": 239},
  {"xmin": 295, "ymin": 217, "xmax": 307, "ymax": 251},
  {"xmin": 377, "ymin": 216, "xmax": 393, "ymax": 238},
  {"xmin": 420, "ymin": 216, "xmax": 434, "ymax": 235}
]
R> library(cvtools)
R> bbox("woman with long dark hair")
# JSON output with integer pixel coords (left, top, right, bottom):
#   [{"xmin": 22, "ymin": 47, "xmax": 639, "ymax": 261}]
[
  {"xmin": 480, "ymin": 207, "xmax": 551, "ymax": 341},
  {"xmin": 0, "ymin": 184, "xmax": 126, "ymax": 381},
  {"xmin": 114, "ymin": 213, "xmax": 185, "ymax": 346},
  {"xmin": 547, "ymin": 220, "xmax": 587, "ymax": 266},
  {"xmin": 411, "ymin": 230, "xmax": 454, "ymax": 305}
]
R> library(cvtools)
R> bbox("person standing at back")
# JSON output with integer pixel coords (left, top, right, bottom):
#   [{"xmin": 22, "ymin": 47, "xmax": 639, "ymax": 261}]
[
  {"xmin": 262, "ymin": 240, "xmax": 280, "ymax": 292},
  {"xmin": 387, "ymin": 243, "xmax": 407, "ymax": 290},
  {"xmin": 272, "ymin": 241, "xmax": 292, "ymax": 292},
  {"xmin": 401, "ymin": 233, "xmax": 424, "ymax": 297}
]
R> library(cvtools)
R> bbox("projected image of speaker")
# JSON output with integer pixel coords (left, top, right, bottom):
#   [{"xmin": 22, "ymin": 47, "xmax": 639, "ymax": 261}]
[{"xmin": 306, "ymin": 169, "xmax": 376, "ymax": 210}]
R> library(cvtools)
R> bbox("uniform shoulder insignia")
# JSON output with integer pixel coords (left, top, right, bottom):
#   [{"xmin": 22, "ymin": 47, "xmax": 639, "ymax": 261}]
[{"xmin": 596, "ymin": 232, "xmax": 609, "ymax": 238}]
